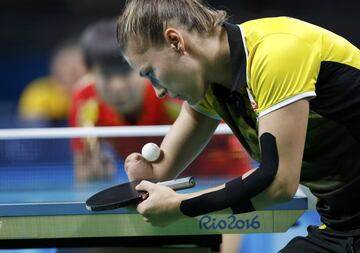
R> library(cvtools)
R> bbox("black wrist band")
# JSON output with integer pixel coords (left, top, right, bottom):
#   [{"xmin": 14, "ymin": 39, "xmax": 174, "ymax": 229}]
[{"xmin": 180, "ymin": 133, "xmax": 278, "ymax": 217}]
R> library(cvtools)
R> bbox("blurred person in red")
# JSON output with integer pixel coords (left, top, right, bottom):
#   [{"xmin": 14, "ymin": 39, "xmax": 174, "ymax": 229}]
[
  {"xmin": 18, "ymin": 39, "xmax": 86, "ymax": 126},
  {"xmin": 69, "ymin": 19, "xmax": 180, "ymax": 182}
]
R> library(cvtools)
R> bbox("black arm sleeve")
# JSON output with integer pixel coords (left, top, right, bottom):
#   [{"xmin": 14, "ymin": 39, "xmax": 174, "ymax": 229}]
[{"xmin": 180, "ymin": 133, "xmax": 279, "ymax": 217}]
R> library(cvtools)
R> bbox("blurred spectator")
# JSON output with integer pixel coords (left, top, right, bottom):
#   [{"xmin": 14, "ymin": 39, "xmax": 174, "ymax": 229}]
[
  {"xmin": 18, "ymin": 39, "xmax": 87, "ymax": 126},
  {"xmin": 69, "ymin": 19, "xmax": 180, "ymax": 182}
]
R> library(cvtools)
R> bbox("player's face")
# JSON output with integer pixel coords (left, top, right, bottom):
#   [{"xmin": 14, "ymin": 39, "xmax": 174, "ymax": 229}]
[
  {"xmin": 51, "ymin": 47, "xmax": 87, "ymax": 91},
  {"xmin": 125, "ymin": 44, "xmax": 208, "ymax": 106},
  {"xmin": 94, "ymin": 67, "xmax": 145, "ymax": 114}
]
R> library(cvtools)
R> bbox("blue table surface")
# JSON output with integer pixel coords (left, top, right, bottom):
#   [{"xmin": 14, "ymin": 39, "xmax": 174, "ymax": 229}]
[
  {"xmin": 0, "ymin": 162, "xmax": 307, "ymax": 217},
  {"xmin": 0, "ymin": 199, "xmax": 308, "ymax": 217},
  {"xmin": 0, "ymin": 162, "xmax": 313, "ymax": 253}
]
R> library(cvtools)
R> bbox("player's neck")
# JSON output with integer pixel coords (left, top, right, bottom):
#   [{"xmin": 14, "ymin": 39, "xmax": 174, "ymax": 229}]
[
  {"xmin": 122, "ymin": 104, "xmax": 143, "ymax": 124},
  {"xmin": 202, "ymin": 26, "xmax": 232, "ymax": 89},
  {"xmin": 120, "ymin": 88, "xmax": 145, "ymax": 124}
]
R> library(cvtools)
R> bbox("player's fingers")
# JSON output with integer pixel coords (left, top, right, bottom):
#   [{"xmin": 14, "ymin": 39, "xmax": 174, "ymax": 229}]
[
  {"xmin": 135, "ymin": 180, "xmax": 155, "ymax": 192},
  {"xmin": 124, "ymin": 153, "xmax": 143, "ymax": 172},
  {"xmin": 136, "ymin": 201, "xmax": 148, "ymax": 215},
  {"xmin": 125, "ymin": 153, "xmax": 142, "ymax": 164}
]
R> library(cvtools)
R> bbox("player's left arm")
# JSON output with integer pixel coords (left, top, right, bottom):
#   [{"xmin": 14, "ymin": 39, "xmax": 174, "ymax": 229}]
[
  {"xmin": 248, "ymin": 99, "xmax": 309, "ymax": 209},
  {"xmin": 176, "ymin": 99, "xmax": 309, "ymax": 212},
  {"xmin": 135, "ymin": 100, "xmax": 309, "ymax": 225}
]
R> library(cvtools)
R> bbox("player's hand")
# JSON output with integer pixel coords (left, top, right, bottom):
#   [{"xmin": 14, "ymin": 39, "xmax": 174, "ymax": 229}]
[
  {"xmin": 76, "ymin": 151, "xmax": 116, "ymax": 182},
  {"xmin": 135, "ymin": 180, "xmax": 186, "ymax": 227},
  {"xmin": 98, "ymin": 152, "xmax": 116, "ymax": 178},
  {"xmin": 75, "ymin": 139, "xmax": 116, "ymax": 182},
  {"xmin": 124, "ymin": 153, "xmax": 155, "ymax": 181}
]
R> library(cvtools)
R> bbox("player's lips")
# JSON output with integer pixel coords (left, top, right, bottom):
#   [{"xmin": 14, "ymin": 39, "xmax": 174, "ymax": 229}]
[{"xmin": 113, "ymin": 98, "xmax": 129, "ymax": 105}]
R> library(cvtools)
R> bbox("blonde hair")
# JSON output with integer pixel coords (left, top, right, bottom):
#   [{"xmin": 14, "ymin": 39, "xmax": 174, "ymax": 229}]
[{"xmin": 117, "ymin": 0, "xmax": 228, "ymax": 51}]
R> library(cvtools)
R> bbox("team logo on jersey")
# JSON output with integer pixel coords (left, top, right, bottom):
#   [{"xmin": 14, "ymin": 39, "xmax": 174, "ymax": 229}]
[
  {"xmin": 246, "ymin": 88, "xmax": 258, "ymax": 111},
  {"xmin": 79, "ymin": 99, "xmax": 99, "ymax": 126}
]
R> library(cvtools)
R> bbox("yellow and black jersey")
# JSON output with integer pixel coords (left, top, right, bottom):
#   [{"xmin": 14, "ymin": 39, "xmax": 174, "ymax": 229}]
[
  {"xmin": 195, "ymin": 17, "xmax": 360, "ymax": 133},
  {"xmin": 193, "ymin": 17, "xmax": 360, "ymax": 232}
]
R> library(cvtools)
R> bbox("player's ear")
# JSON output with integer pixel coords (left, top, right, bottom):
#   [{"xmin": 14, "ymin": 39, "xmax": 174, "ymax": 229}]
[{"xmin": 164, "ymin": 28, "xmax": 185, "ymax": 55}]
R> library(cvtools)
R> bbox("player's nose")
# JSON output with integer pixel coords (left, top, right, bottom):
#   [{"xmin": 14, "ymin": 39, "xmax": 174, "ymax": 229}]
[
  {"xmin": 108, "ymin": 76, "xmax": 127, "ymax": 92},
  {"xmin": 154, "ymin": 86, "xmax": 168, "ymax": 99}
]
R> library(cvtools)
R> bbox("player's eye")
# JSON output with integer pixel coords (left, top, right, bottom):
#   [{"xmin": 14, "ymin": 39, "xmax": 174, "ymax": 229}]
[
  {"xmin": 140, "ymin": 69, "xmax": 162, "ymax": 88},
  {"xmin": 139, "ymin": 70, "xmax": 148, "ymax": 78}
]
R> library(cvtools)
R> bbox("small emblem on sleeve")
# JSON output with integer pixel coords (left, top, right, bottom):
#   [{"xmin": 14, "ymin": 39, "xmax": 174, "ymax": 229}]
[{"xmin": 246, "ymin": 88, "xmax": 258, "ymax": 111}]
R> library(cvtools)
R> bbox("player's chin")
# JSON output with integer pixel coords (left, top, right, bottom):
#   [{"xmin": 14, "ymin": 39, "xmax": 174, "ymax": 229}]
[
  {"xmin": 186, "ymin": 94, "xmax": 203, "ymax": 106},
  {"xmin": 114, "ymin": 103, "xmax": 135, "ymax": 114},
  {"xmin": 186, "ymin": 100, "xmax": 199, "ymax": 106}
]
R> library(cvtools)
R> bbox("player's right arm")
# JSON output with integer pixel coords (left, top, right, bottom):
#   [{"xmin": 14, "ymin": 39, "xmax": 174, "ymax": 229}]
[
  {"xmin": 73, "ymin": 139, "xmax": 115, "ymax": 182},
  {"xmin": 125, "ymin": 102, "xmax": 220, "ymax": 181},
  {"xmin": 70, "ymin": 84, "xmax": 115, "ymax": 182}
]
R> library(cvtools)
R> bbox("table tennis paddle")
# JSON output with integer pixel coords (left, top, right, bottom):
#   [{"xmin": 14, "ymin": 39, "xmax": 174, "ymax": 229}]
[{"xmin": 85, "ymin": 176, "xmax": 195, "ymax": 211}]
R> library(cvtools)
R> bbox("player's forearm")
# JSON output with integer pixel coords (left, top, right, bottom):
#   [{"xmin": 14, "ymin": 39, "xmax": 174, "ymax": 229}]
[
  {"xmin": 152, "ymin": 103, "xmax": 220, "ymax": 180},
  {"xmin": 178, "ymin": 132, "xmax": 300, "ymax": 217},
  {"xmin": 181, "ymin": 184, "xmax": 226, "ymax": 199},
  {"xmin": 73, "ymin": 140, "xmax": 112, "ymax": 181},
  {"xmin": 179, "ymin": 169, "xmax": 291, "ymax": 214},
  {"xmin": 74, "ymin": 151, "xmax": 95, "ymax": 181},
  {"xmin": 243, "ymin": 168, "xmax": 294, "ymax": 209}
]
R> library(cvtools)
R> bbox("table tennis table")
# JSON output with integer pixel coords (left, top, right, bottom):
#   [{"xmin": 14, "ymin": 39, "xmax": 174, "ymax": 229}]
[{"xmin": 0, "ymin": 176, "xmax": 307, "ymax": 251}]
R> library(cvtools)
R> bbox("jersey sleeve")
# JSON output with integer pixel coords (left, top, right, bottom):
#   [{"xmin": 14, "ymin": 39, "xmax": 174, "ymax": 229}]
[
  {"xmin": 249, "ymin": 34, "xmax": 319, "ymax": 117},
  {"xmin": 68, "ymin": 87, "xmax": 84, "ymax": 152},
  {"xmin": 68, "ymin": 85, "xmax": 99, "ymax": 152},
  {"xmin": 192, "ymin": 87, "xmax": 222, "ymax": 120}
]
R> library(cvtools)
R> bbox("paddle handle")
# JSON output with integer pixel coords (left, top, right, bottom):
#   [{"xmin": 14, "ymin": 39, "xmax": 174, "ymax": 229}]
[{"xmin": 157, "ymin": 176, "xmax": 195, "ymax": 191}]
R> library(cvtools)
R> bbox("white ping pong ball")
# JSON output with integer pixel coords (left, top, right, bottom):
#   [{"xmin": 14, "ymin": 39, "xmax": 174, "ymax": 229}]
[{"xmin": 141, "ymin": 143, "xmax": 161, "ymax": 162}]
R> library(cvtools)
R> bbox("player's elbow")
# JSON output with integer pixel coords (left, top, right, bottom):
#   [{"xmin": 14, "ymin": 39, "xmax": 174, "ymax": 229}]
[
  {"xmin": 269, "ymin": 178, "xmax": 299, "ymax": 203},
  {"xmin": 276, "ymin": 186, "xmax": 297, "ymax": 203}
]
